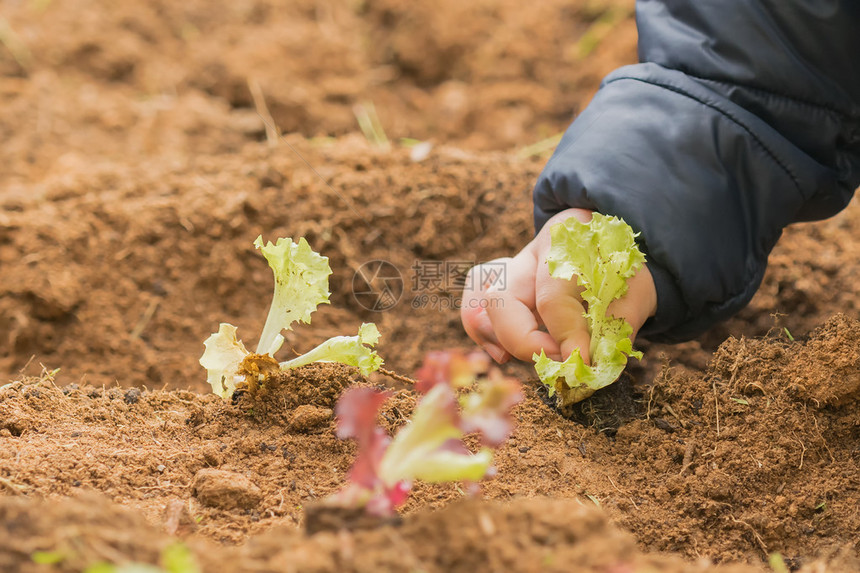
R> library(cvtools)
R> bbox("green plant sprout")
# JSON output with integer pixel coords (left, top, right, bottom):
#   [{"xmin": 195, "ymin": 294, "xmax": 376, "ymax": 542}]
[
  {"xmin": 353, "ymin": 101, "xmax": 390, "ymax": 151},
  {"xmin": 200, "ymin": 236, "xmax": 382, "ymax": 399},
  {"xmin": 39, "ymin": 542, "xmax": 199, "ymax": 573},
  {"xmin": 768, "ymin": 552, "xmax": 790, "ymax": 573},
  {"xmin": 516, "ymin": 133, "xmax": 563, "ymax": 159},
  {"xmin": 30, "ymin": 551, "xmax": 65, "ymax": 565}
]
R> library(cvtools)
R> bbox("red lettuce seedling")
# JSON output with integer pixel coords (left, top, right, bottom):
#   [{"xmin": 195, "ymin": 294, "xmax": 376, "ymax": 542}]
[
  {"xmin": 416, "ymin": 350, "xmax": 522, "ymax": 446},
  {"xmin": 326, "ymin": 350, "xmax": 522, "ymax": 516}
]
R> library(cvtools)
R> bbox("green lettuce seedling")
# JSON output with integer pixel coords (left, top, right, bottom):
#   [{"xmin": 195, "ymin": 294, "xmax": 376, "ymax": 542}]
[
  {"xmin": 199, "ymin": 236, "xmax": 382, "ymax": 399},
  {"xmin": 533, "ymin": 213, "xmax": 646, "ymax": 405},
  {"xmin": 279, "ymin": 322, "xmax": 383, "ymax": 374}
]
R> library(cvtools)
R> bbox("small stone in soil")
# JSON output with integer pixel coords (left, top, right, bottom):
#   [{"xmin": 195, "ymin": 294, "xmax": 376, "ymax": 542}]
[
  {"xmin": 653, "ymin": 418, "xmax": 675, "ymax": 433},
  {"xmin": 192, "ymin": 469, "xmax": 263, "ymax": 510},
  {"xmin": 124, "ymin": 388, "xmax": 142, "ymax": 404},
  {"xmin": 288, "ymin": 405, "xmax": 333, "ymax": 432}
]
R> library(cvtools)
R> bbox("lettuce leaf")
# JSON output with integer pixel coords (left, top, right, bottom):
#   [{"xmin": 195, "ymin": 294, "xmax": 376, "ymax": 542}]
[
  {"xmin": 378, "ymin": 384, "xmax": 493, "ymax": 485},
  {"xmin": 458, "ymin": 370, "xmax": 524, "ymax": 447},
  {"xmin": 413, "ymin": 349, "xmax": 491, "ymax": 392},
  {"xmin": 533, "ymin": 213, "xmax": 645, "ymax": 405},
  {"xmin": 200, "ymin": 323, "xmax": 250, "ymax": 399},
  {"xmin": 334, "ymin": 387, "xmax": 393, "ymax": 490},
  {"xmin": 279, "ymin": 323, "xmax": 383, "ymax": 375},
  {"xmin": 253, "ymin": 235, "xmax": 332, "ymax": 356}
]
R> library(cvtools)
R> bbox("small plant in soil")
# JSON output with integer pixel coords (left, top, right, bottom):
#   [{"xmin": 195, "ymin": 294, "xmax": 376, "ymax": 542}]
[
  {"xmin": 199, "ymin": 236, "xmax": 382, "ymax": 398},
  {"xmin": 79, "ymin": 541, "xmax": 199, "ymax": 573},
  {"xmin": 533, "ymin": 213, "xmax": 646, "ymax": 406},
  {"xmin": 306, "ymin": 350, "xmax": 522, "ymax": 529}
]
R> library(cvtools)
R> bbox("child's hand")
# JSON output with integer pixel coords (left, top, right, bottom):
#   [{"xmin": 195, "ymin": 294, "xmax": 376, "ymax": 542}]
[{"xmin": 460, "ymin": 208, "xmax": 657, "ymax": 364}]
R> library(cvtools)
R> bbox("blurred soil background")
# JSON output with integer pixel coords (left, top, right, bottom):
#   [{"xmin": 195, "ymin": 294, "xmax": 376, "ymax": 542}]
[{"xmin": 0, "ymin": 0, "xmax": 858, "ymax": 571}]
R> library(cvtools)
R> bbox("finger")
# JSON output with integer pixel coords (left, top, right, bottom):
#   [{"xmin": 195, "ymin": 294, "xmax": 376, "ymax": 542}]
[
  {"xmin": 483, "ymin": 251, "xmax": 560, "ymax": 362},
  {"xmin": 462, "ymin": 307, "xmax": 510, "ymax": 363},
  {"xmin": 534, "ymin": 254, "xmax": 591, "ymax": 364},
  {"xmin": 606, "ymin": 264, "xmax": 658, "ymax": 341},
  {"xmin": 460, "ymin": 261, "xmax": 510, "ymax": 362}
]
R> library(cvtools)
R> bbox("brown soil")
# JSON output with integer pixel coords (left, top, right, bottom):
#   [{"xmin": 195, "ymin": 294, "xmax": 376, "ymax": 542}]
[{"xmin": 1, "ymin": 0, "xmax": 858, "ymax": 572}]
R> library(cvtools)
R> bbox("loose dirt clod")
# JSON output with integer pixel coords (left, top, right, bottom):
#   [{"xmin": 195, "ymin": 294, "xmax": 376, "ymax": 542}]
[
  {"xmin": 288, "ymin": 404, "xmax": 333, "ymax": 433},
  {"xmin": 192, "ymin": 469, "xmax": 263, "ymax": 511},
  {"xmin": 163, "ymin": 499, "xmax": 197, "ymax": 536}
]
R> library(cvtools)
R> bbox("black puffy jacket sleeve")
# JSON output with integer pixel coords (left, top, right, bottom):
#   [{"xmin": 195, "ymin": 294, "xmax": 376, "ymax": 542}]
[{"xmin": 533, "ymin": 0, "xmax": 860, "ymax": 342}]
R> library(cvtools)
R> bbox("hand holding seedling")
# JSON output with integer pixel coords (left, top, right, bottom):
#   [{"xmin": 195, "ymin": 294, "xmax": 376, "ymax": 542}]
[{"xmin": 461, "ymin": 208, "xmax": 657, "ymax": 373}]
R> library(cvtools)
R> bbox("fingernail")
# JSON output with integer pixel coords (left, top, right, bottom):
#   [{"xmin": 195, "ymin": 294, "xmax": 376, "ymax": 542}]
[{"xmin": 483, "ymin": 343, "xmax": 508, "ymax": 364}]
